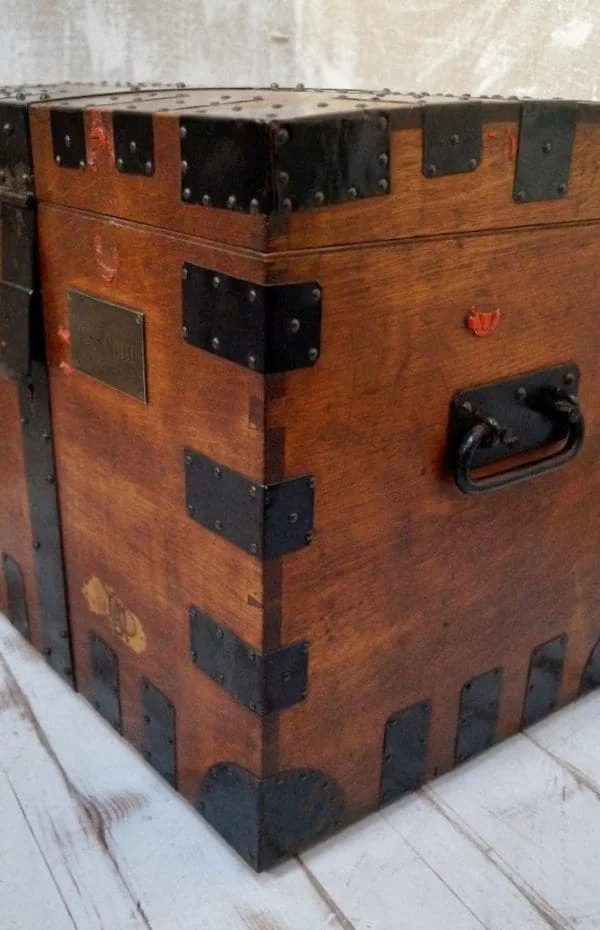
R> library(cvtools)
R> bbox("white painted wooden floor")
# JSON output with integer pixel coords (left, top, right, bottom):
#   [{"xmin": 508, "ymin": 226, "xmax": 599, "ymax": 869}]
[{"xmin": 1, "ymin": 613, "xmax": 599, "ymax": 930}]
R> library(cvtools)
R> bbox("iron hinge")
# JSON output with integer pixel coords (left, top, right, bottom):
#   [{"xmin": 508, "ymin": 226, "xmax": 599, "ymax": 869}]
[
  {"xmin": 184, "ymin": 450, "xmax": 315, "ymax": 559},
  {"xmin": 51, "ymin": 107, "xmax": 86, "ymax": 169},
  {"xmin": 198, "ymin": 763, "xmax": 344, "ymax": 870},
  {"xmin": 180, "ymin": 112, "xmax": 390, "ymax": 213},
  {"xmin": 380, "ymin": 700, "xmax": 431, "ymax": 806},
  {"xmin": 189, "ymin": 606, "xmax": 308, "ymax": 716},
  {"xmin": 0, "ymin": 103, "xmax": 33, "ymax": 195},
  {"xmin": 182, "ymin": 263, "xmax": 322, "ymax": 373},
  {"xmin": 514, "ymin": 101, "xmax": 576, "ymax": 202},
  {"xmin": 113, "ymin": 111, "xmax": 154, "ymax": 176},
  {"xmin": 422, "ymin": 102, "xmax": 482, "ymax": 177}
]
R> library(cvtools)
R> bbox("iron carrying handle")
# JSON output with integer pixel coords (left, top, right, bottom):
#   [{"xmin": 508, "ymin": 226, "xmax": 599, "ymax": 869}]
[{"xmin": 454, "ymin": 388, "xmax": 585, "ymax": 494}]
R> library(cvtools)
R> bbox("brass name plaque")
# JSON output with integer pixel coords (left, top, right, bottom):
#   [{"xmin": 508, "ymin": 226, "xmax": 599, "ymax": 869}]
[{"xmin": 69, "ymin": 290, "xmax": 147, "ymax": 402}]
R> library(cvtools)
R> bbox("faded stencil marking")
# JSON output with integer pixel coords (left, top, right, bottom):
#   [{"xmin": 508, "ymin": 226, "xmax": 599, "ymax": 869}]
[{"xmin": 82, "ymin": 576, "xmax": 147, "ymax": 654}]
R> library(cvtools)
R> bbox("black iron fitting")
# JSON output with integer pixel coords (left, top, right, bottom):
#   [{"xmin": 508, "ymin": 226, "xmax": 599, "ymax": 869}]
[
  {"xmin": 189, "ymin": 606, "xmax": 308, "ymax": 716},
  {"xmin": 182, "ymin": 262, "xmax": 322, "ymax": 373},
  {"xmin": 514, "ymin": 101, "xmax": 576, "ymax": 202},
  {"xmin": 113, "ymin": 111, "xmax": 155, "ymax": 176},
  {"xmin": 51, "ymin": 107, "xmax": 86, "ymax": 169},
  {"xmin": 422, "ymin": 101, "xmax": 482, "ymax": 177},
  {"xmin": 180, "ymin": 111, "xmax": 390, "ymax": 213},
  {"xmin": 0, "ymin": 103, "xmax": 33, "ymax": 196},
  {"xmin": 184, "ymin": 449, "xmax": 315, "ymax": 560},
  {"xmin": 198, "ymin": 763, "xmax": 344, "ymax": 870}
]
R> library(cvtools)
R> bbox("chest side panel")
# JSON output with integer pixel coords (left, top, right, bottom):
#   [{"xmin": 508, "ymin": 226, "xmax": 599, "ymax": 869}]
[
  {"xmin": 38, "ymin": 204, "xmax": 270, "ymax": 797},
  {"xmin": 271, "ymin": 223, "xmax": 600, "ymax": 816}
]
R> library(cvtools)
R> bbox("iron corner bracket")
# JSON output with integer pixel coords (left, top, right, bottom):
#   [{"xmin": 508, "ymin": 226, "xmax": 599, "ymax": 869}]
[{"xmin": 198, "ymin": 763, "xmax": 344, "ymax": 870}]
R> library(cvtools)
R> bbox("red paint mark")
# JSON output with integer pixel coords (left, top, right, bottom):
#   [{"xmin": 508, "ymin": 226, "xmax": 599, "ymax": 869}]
[
  {"xmin": 466, "ymin": 307, "xmax": 501, "ymax": 337},
  {"xmin": 59, "ymin": 361, "xmax": 75, "ymax": 376},
  {"xmin": 57, "ymin": 326, "xmax": 71, "ymax": 344},
  {"xmin": 87, "ymin": 111, "xmax": 113, "ymax": 170},
  {"xmin": 508, "ymin": 133, "xmax": 517, "ymax": 161},
  {"xmin": 93, "ymin": 233, "xmax": 119, "ymax": 284}
]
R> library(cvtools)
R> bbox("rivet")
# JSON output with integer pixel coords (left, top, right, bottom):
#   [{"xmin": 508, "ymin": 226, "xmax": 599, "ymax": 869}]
[
  {"xmin": 278, "ymin": 170, "xmax": 289, "ymax": 185},
  {"xmin": 184, "ymin": 454, "xmax": 193, "ymax": 466},
  {"xmin": 247, "ymin": 649, "xmax": 256, "ymax": 661},
  {"xmin": 216, "ymin": 673, "xmax": 224, "ymax": 683},
  {"xmin": 308, "ymin": 347, "xmax": 319, "ymax": 362},
  {"xmin": 308, "ymin": 476, "xmax": 316, "ymax": 489},
  {"xmin": 347, "ymin": 186, "xmax": 358, "ymax": 199},
  {"xmin": 289, "ymin": 512, "xmax": 298, "ymax": 524},
  {"xmin": 558, "ymin": 183, "xmax": 567, "ymax": 195},
  {"xmin": 191, "ymin": 649, "xmax": 197, "ymax": 660},
  {"xmin": 250, "ymin": 543, "xmax": 258, "ymax": 554},
  {"xmin": 211, "ymin": 336, "xmax": 220, "ymax": 350},
  {"xmin": 214, "ymin": 520, "xmax": 223, "ymax": 531},
  {"xmin": 305, "ymin": 531, "xmax": 314, "ymax": 544},
  {"xmin": 542, "ymin": 141, "xmax": 552, "ymax": 154},
  {"xmin": 467, "ymin": 158, "xmax": 478, "ymax": 170},
  {"xmin": 276, "ymin": 127, "xmax": 289, "ymax": 144},
  {"xmin": 182, "ymin": 187, "xmax": 192, "ymax": 201},
  {"xmin": 378, "ymin": 152, "xmax": 388, "ymax": 167},
  {"xmin": 46, "ymin": 473, "xmax": 55, "ymax": 483},
  {"xmin": 215, "ymin": 628, "xmax": 224, "ymax": 640},
  {"xmin": 116, "ymin": 157, "xmax": 124, "ymax": 169},
  {"xmin": 515, "ymin": 188, "xmax": 526, "ymax": 201},
  {"xmin": 43, "ymin": 647, "xmax": 52, "ymax": 656},
  {"xmin": 180, "ymin": 125, "xmax": 187, "ymax": 139},
  {"xmin": 64, "ymin": 134, "xmax": 71, "ymax": 147},
  {"xmin": 181, "ymin": 266, "xmax": 188, "ymax": 280},
  {"xmin": 181, "ymin": 325, "xmax": 189, "ymax": 338},
  {"xmin": 300, "ymin": 687, "xmax": 308, "ymax": 698},
  {"xmin": 212, "ymin": 275, "xmax": 221, "ymax": 288},
  {"xmin": 282, "ymin": 671, "xmax": 291, "ymax": 682},
  {"xmin": 248, "ymin": 289, "xmax": 258, "ymax": 303},
  {"xmin": 311, "ymin": 287, "xmax": 321, "ymax": 303},
  {"xmin": 214, "ymin": 466, "xmax": 222, "ymax": 478},
  {"xmin": 248, "ymin": 700, "xmax": 257, "ymax": 711},
  {"xmin": 378, "ymin": 116, "xmax": 388, "ymax": 131},
  {"xmin": 314, "ymin": 190, "xmax": 325, "ymax": 206},
  {"xmin": 425, "ymin": 164, "xmax": 437, "ymax": 177},
  {"xmin": 187, "ymin": 503, "xmax": 195, "ymax": 514},
  {"xmin": 78, "ymin": 160, "xmax": 86, "ymax": 169},
  {"xmin": 59, "ymin": 630, "xmax": 68, "ymax": 638},
  {"xmin": 515, "ymin": 387, "xmax": 527, "ymax": 402},
  {"xmin": 55, "ymin": 155, "xmax": 62, "ymax": 166},
  {"xmin": 288, "ymin": 318, "xmax": 300, "ymax": 334},
  {"xmin": 249, "ymin": 198, "xmax": 260, "ymax": 214},
  {"xmin": 42, "ymin": 431, "xmax": 51, "ymax": 441},
  {"xmin": 247, "ymin": 354, "xmax": 257, "ymax": 369},
  {"xmin": 282, "ymin": 197, "xmax": 292, "ymax": 212},
  {"xmin": 317, "ymin": 102, "xmax": 328, "ymax": 108},
  {"xmin": 249, "ymin": 485, "xmax": 257, "ymax": 498},
  {"xmin": 227, "ymin": 194, "xmax": 236, "ymax": 208},
  {"xmin": 136, "ymin": 314, "xmax": 143, "ymax": 325},
  {"xmin": 33, "ymin": 540, "xmax": 41, "ymax": 550},
  {"xmin": 377, "ymin": 178, "xmax": 389, "ymax": 192},
  {"xmin": 143, "ymin": 714, "xmax": 150, "ymax": 724},
  {"xmin": 253, "ymin": 95, "xmax": 264, "ymax": 101},
  {"xmin": 2, "ymin": 122, "xmax": 12, "ymax": 135},
  {"xmin": 145, "ymin": 161, "xmax": 152, "ymax": 174},
  {"xmin": 564, "ymin": 372, "xmax": 575, "ymax": 386},
  {"xmin": 129, "ymin": 140, "xmax": 137, "ymax": 154},
  {"xmin": 450, "ymin": 133, "xmax": 460, "ymax": 145}
]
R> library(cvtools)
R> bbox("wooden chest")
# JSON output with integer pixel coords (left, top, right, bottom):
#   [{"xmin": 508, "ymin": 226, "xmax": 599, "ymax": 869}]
[{"xmin": 11, "ymin": 87, "xmax": 600, "ymax": 869}]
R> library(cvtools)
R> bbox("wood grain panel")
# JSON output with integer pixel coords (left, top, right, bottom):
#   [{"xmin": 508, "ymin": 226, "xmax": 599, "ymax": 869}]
[
  {"xmin": 270, "ymin": 222, "xmax": 600, "ymax": 817},
  {"xmin": 0, "ymin": 379, "xmax": 40, "ymax": 644},
  {"xmin": 38, "ymin": 204, "xmax": 272, "ymax": 798}
]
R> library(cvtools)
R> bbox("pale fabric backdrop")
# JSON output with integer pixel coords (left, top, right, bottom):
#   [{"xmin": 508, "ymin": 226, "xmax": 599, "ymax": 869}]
[{"xmin": 0, "ymin": 0, "xmax": 598, "ymax": 98}]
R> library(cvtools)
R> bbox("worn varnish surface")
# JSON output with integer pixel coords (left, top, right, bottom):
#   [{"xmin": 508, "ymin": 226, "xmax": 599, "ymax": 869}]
[
  {"xmin": 38, "ymin": 204, "xmax": 273, "ymax": 799},
  {"xmin": 28, "ymin": 89, "xmax": 600, "ymax": 251},
  {"xmin": 269, "ymin": 222, "xmax": 600, "ymax": 815}
]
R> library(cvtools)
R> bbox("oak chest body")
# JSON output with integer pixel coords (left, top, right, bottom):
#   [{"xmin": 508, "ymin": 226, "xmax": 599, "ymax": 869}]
[{"xmin": 21, "ymin": 87, "xmax": 600, "ymax": 868}]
